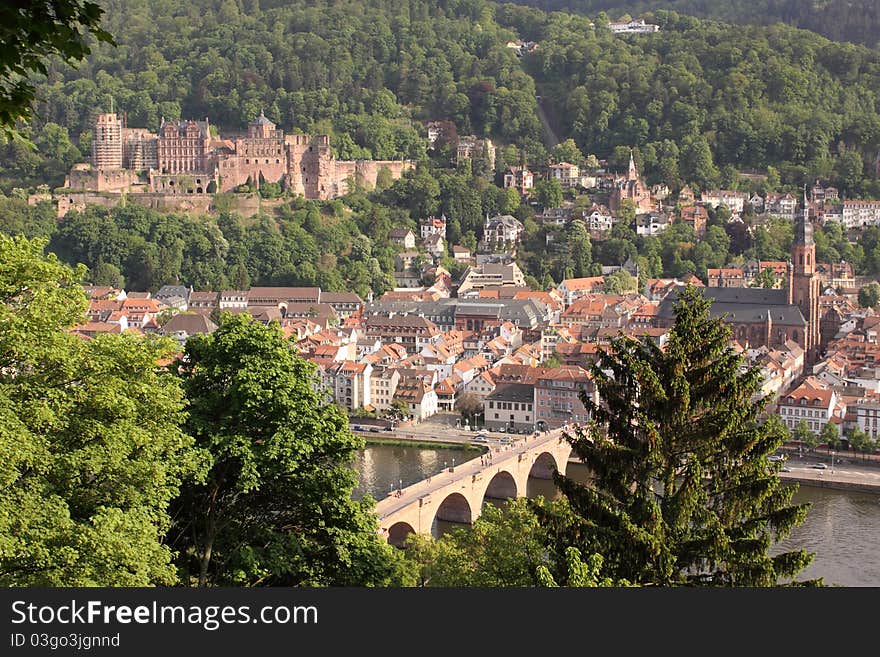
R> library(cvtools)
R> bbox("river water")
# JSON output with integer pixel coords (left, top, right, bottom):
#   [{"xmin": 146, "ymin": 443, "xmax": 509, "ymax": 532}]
[{"xmin": 353, "ymin": 444, "xmax": 880, "ymax": 586}]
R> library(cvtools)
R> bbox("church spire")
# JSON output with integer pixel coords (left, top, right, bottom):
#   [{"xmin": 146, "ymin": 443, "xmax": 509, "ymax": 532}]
[
  {"xmin": 794, "ymin": 184, "xmax": 813, "ymax": 247},
  {"xmin": 628, "ymin": 148, "xmax": 638, "ymax": 180}
]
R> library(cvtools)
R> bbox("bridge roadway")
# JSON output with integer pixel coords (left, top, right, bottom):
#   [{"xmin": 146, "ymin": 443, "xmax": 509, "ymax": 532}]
[{"xmin": 374, "ymin": 426, "xmax": 577, "ymax": 547}]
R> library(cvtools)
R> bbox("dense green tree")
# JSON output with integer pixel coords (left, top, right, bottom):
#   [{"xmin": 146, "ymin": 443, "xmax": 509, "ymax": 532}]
[
  {"xmin": 820, "ymin": 422, "xmax": 841, "ymax": 450},
  {"xmin": 535, "ymin": 177, "xmax": 564, "ymax": 211},
  {"xmin": 168, "ymin": 313, "xmax": 404, "ymax": 586},
  {"xmin": 858, "ymin": 282, "xmax": 880, "ymax": 308},
  {"xmin": 0, "ymin": 234, "xmax": 197, "ymax": 585},
  {"xmin": 616, "ymin": 198, "xmax": 637, "ymax": 227},
  {"xmin": 792, "ymin": 419, "xmax": 817, "ymax": 448},
  {"xmin": 752, "ymin": 267, "xmax": 778, "ymax": 289},
  {"xmin": 539, "ymin": 285, "xmax": 816, "ymax": 586},
  {"xmin": 403, "ymin": 498, "xmax": 611, "ymax": 587},
  {"xmin": 552, "ymin": 138, "xmax": 584, "ymax": 165},
  {"xmin": 847, "ymin": 426, "xmax": 874, "ymax": 458},
  {"xmin": 0, "ymin": 1, "xmax": 113, "ymax": 136},
  {"xmin": 603, "ymin": 269, "xmax": 637, "ymax": 294}
]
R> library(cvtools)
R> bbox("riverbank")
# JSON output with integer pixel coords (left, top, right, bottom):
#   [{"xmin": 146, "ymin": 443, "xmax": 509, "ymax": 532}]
[
  {"xmin": 779, "ymin": 469, "xmax": 880, "ymax": 494},
  {"xmin": 364, "ymin": 436, "xmax": 485, "ymax": 452}
]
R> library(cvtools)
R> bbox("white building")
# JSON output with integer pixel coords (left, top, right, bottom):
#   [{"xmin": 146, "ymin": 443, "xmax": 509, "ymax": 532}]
[
  {"xmin": 608, "ymin": 19, "xmax": 660, "ymax": 34},
  {"xmin": 700, "ymin": 190, "xmax": 749, "ymax": 214},
  {"xmin": 482, "ymin": 214, "xmax": 524, "ymax": 245},
  {"xmin": 842, "ymin": 200, "xmax": 880, "ymax": 228},
  {"xmin": 776, "ymin": 378, "xmax": 841, "ymax": 435}
]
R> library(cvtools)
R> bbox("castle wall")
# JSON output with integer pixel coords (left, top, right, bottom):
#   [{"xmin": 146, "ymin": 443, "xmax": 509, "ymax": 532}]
[
  {"xmin": 54, "ymin": 191, "xmax": 267, "ymax": 218},
  {"xmin": 67, "ymin": 167, "xmax": 146, "ymax": 192}
]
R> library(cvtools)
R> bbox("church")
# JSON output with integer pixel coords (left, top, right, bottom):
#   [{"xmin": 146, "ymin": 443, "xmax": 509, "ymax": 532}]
[
  {"xmin": 610, "ymin": 150, "xmax": 656, "ymax": 214},
  {"xmin": 658, "ymin": 191, "xmax": 822, "ymax": 364}
]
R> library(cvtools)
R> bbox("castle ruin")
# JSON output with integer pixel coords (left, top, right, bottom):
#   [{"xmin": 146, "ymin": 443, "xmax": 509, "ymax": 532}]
[{"xmin": 65, "ymin": 111, "xmax": 413, "ymax": 200}]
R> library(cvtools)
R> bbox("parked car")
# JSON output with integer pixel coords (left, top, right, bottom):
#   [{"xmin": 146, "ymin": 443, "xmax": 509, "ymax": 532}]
[{"xmin": 812, "ymin": 463, "xmax": 827, "ymax": 469}]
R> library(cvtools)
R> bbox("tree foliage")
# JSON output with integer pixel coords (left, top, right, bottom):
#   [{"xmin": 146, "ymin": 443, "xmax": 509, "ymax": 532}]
[
  {"xmin": 168, "ymin": 312, "xmax": 405, "ymax": 586},
  {"xmin": 402, "ymin": 497, "xmax": 620, "ymax": 586},
  {"xmin": 0, "ymin": 1, "xmax": 113, "ymax": 138},
  {"xmin": 0, "ymin": 233, "xmax": 196, "ymax": 585}
]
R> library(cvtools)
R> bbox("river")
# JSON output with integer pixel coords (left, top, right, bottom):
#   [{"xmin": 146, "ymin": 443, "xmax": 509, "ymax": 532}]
[{"xmin": 353, "ymin": 444, "xmax": 880, "ymax": 586}]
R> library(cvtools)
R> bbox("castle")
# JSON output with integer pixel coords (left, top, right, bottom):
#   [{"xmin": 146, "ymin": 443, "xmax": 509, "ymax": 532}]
[{"xmin": 67, "ymin": 111, "xmax": 412, "ymax": 200}]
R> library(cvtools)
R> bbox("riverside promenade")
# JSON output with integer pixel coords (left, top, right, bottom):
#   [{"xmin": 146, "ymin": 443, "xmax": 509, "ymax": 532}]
[{"xmin": 778, "ymin": 455, "xmax": 880, "ymax": 493}]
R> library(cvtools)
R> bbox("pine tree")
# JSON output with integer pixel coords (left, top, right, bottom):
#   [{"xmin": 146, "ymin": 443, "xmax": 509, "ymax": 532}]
[{"xmin": 540, "ymin": 285, "xmax": 817, "ymax": 586}]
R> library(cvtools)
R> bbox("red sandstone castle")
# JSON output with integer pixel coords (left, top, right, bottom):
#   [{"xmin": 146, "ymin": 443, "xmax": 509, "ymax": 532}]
[{"xmin": 67, "ymin": 111, "xmax": 412, "ymax": 199}]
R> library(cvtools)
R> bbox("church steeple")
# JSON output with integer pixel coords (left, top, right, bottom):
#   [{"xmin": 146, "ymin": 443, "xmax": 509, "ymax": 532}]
[
  {"xmin": 628, "ymin": 149, "xmax": 638, "ymax": 181},
  {"xmin": 793, "ymin": 184, "xmax": 813, "ymax": 247},
  {"xmin": 790, "ymin": 183, "xmax": 820, "ymax": 363}
]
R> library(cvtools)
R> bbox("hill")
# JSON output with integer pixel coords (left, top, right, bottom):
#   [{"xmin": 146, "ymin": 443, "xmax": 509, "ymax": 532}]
[{"xmin": 504, "ymin": 1, "xmax": 880, "ymax": 49}]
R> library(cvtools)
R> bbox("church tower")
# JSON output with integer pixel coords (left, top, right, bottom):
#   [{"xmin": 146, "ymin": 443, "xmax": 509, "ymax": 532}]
[
  {"xmin": 789, "ymin": 187, "xmax": 821, "ymax": 363},
  {"xmin": 628, "ymin": 149, "xmax": 638, "ymax": 181}
]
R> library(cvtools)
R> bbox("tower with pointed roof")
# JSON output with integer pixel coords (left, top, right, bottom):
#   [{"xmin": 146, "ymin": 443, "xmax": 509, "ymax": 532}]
[
  {"xmin": 611, "ymin": 147, "xmax": 654, "ymax": 213},
  {"xmin": 789, "ymin": 186, "xmax": 821, "ymax": 363}
]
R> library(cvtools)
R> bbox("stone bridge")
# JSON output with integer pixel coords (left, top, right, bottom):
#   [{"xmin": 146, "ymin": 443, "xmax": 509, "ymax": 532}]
[{"xmin": 374, "ymin": 428, "xmax": 577, "ymax": 547}]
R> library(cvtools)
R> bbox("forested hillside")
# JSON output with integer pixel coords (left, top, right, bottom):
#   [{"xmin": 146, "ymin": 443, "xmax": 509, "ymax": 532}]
[
  {"xmin": 498, "ymin": 4, "xmax": 880, "ymax": 194},
  {"xmin": 506, "ymin": 1, "xmax": 880, "ymax": 49},
  {"xmin": 2, "ymin": 0, "xmax": 878, "ymax": 198}
]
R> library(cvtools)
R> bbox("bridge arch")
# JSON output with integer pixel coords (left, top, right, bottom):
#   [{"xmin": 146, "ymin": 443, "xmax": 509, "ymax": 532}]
[
  {"xmin": 387, "ymin": 522, "xmax": 416, "ymax": 549},
  {"xmin": 482, "ymin": 470, "xmax": 517, "ymax": 507},
  {"xmin": 527, "ymin": 451, "xmax": 559, "ymax": 498},
  {"xmin": 433, "ymin": 492, "xmax": 472, "ymax": 537}
]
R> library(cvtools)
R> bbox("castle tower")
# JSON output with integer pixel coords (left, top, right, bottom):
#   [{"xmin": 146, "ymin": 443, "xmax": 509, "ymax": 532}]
[
  {"xmin": 91, "ymin": 113, "xmax": 123, "ymax": 169},
  {"xmin": 789, "ymin": 186, "xmax": 821, "ymax": 363}
]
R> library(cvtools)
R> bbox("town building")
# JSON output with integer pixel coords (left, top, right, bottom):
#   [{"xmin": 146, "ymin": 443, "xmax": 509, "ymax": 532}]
[
  {"xmin": 483, "ymin": 383, "xmax": 535, "ymax": 432},
  {"xmin": 420, "ymin": 215, "xmax": 447, "ymax": 240},
  {"xmin": 482, "ymin": 214, "xmax": 524, "ymax": 246},
  {"xmin": 503, "ymin": 166, "xmax": 534, "ymax": 195},
  {"xmin": 841, "ymin": 200, "xmax": 880, "ymax": 227},
  {"xmin": 776, "ymin": 377, "xmax": 843, "ymax": 435},
  {"xmin": 608, "ymin": 19, "xmax": 660, "ymax": 34},
  {"xmin": 700, "ymin": 190, "xmax": 749, "ymax": 214},
  {"xmin": 658, "ymin": 195, "xmax": 821, "ymax": 362},
  {"xmin": 389, "ymin": 228, "xmax": 417, "ymax": 249},
  {"xmin": 707, "ymin": 268, "xmax": 746, "ymax": 288},
  {"xmin": 548, "ymin": 162, "xmax": 581, "ymax": 188},
  {"xmin": 457, "ymin": 262, "xmax": 526, "ymax": 297},
  {"xmin": 534, "ymin": 367, "xmax": 595, "ymax": 430}
]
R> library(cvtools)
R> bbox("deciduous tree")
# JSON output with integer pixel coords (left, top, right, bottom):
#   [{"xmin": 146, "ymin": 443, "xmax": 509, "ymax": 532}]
[
  {"xmin": 0, "ymin": 234, "xmax": 196, "ymax": 585},
  {"xmin": 168, "ymin": 313, "xmax": 406, "ymax": 586}
]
